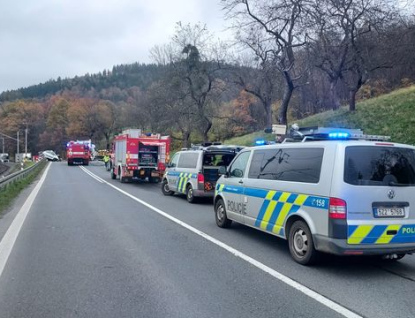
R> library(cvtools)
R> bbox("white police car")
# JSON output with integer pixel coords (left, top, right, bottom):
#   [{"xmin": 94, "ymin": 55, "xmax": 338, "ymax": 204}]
[{"xmin": 214, "ymin": 127, "xmax": 415, "ymax": 265}]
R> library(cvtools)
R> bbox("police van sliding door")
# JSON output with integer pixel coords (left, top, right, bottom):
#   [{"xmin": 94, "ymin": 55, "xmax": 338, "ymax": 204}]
[{"xmin": 224, "ymin": 151, "xmax": 251, "ymax": 224}]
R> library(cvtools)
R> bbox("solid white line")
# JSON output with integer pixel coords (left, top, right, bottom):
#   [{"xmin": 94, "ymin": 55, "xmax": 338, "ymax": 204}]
[
  {"xmin": 0, "ymin": 163, "xmax": 51, "ymax": 278},
  {"xmin": 79, "ymin": 166, "xmax": 104, "ymax": 183},
  {"xmin": 83, "ymin": 168, "xmax": 362, "ymax": 318}
]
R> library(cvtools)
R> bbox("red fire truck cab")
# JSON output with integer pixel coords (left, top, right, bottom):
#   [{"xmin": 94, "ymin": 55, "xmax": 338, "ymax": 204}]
[
  {"xmin": 66, "ymin": 140, "xmax": 91, "ymax": 166},
  {"xmin": 111, "ymin": 129, "xmax": 171, "ymax": 183}
]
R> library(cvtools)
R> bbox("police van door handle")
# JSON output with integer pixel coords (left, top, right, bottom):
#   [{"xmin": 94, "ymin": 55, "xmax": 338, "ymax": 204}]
[{"xmin": 238, "ymin": 180, "xmax": 243, "ymax": 184}]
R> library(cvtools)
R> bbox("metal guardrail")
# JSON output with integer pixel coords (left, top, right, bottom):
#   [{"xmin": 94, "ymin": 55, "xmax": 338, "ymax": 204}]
[{"xmin": 0, "ymin": 159, "xmax": 47, "ymax": 190}]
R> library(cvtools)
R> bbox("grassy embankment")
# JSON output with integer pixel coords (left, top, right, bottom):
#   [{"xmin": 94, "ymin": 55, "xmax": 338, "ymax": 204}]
[
  {"xmin": 0, "ymin": 161, "xmax": 47, "ymax": 215},
  {"xmin": 225, "ymin": 85, "xmax": 415, "ymax": 146}
]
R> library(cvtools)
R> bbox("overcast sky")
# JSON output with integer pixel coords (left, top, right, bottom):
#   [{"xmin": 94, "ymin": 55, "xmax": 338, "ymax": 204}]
[{"xmin": 0, "ymin": 0, "xmax": 233, "ymax": 93}]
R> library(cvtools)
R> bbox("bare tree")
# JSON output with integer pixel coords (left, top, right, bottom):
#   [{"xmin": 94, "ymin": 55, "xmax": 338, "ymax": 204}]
[
  {"xmin": 307, "ymin": 0, "xmax": 397, "ymax": 111},
  {"xmin": 232, "ymin": 47, "xmax": 283, "ymax": 129},
  {"xmin": 151, "ymin": 22, "xmax": 226, "ymax": 143},
  {"xmin": 223, "ymin": 0, "xmax": 310, "ymax": 125}
]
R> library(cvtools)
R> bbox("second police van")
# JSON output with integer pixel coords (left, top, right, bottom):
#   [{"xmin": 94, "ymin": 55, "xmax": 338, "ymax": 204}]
[
  {"xmin": 214, "ymin": 126, "xmax": 415, "ymax": 265},
  {"xmin": 162, "ymin": 145, "xmax": 243, "ymax": 203}
]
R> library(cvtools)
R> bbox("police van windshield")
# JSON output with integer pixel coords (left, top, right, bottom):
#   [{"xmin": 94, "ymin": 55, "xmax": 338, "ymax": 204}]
[{"xmin": 344, "ymin": 146, "xmax": 415, "ymax": 186}]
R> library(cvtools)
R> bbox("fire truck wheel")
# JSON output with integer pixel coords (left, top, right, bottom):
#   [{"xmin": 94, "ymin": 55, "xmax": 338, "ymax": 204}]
[
  {"xmin": 150, "ymin": 177, "xmax": 160, "ymax": 183},
  {"xmin": 111, "ymin": 169, "xmax": 116, "ymax": 179},
  {"xmin": 186, "ymin": 184, "xmax": 197, "ymax": 203},
  {"xmin": 161, "ymin": 179, "xmax": 174, "ymax": 196},
  {"xmin": 118, "ymin": 167, "xmax": 125, "ymax": 183}
]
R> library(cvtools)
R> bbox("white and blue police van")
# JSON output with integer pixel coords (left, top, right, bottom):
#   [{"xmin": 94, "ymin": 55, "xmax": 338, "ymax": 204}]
[
  {"xmin": 162, "ymin": 145, "xmax": 243, "ymax": 203},
  {"xmin": 214, "ymin": 126, "xmax": 415, "ymax": 265}
]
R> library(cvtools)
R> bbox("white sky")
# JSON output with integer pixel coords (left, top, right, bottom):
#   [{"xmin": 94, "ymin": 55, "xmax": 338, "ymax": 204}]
[{"xmin": 0, "ymin": 0, "xmax": 233, "ymax": 93}]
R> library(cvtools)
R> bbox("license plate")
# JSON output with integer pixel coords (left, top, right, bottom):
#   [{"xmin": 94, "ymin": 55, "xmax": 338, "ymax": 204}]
[{"xmin": 374, "ymin": 207, "xmax": 405, "ymax": 218}]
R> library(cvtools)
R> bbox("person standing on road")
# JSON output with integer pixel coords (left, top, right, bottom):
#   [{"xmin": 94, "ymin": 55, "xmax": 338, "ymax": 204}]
[{"xmin": 103, "ymin": 153, "xmax": 110, "ymax": 171}]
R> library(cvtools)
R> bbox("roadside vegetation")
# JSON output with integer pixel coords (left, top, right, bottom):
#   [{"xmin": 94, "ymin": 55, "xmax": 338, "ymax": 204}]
[
  {"xmin": 0, "ymin": 161, "xmax": 46, "ymax": 215},
  {"xmin": 1, "ymin": 0, "xmax": 414, "ymax": 155},
  {"xmin": 225, "ymin": 86, "xmax": 415, "ymax": 146}
]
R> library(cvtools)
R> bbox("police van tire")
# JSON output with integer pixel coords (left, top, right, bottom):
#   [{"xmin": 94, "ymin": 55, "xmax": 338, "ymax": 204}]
[
  {"xmin": 161, "ymin": 179, "xmax": 174, "ymax": 196},
  {"xmin": 215, "ymin": 199, "xmax": 232, "ymax": 228},
  {"xmin": 380, "ymin": 253, "xmax": 406, "ymax": 261},
  {"xmin": 288, "ymin": 220, "xmax": 319, "ymax": 265},
  {"xmin": 186, "ymin": 185, "xmax": 197, "ymax": 203}
]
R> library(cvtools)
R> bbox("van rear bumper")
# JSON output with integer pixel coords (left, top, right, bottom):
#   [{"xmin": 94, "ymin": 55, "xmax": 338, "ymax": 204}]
[
  {"xmin": 194, "ymin": 189, "xmax": 214, "ymax": 198},
  {"xmin": 314, "ymin": 235, "xmax": 415, "ymax": 255}
]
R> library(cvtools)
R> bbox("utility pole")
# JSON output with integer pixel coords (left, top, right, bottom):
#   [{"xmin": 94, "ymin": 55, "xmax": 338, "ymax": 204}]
[
  {"xmin": 25, "ymin": 126, "xmax": 28, "ymax": 156},
  {"xmin": 17, "ymin": 131, "xmax": 19, "ymax": 161}
]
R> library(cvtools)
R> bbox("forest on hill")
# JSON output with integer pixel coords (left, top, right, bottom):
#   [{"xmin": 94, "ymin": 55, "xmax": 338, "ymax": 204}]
[{"xmin": 1, "ymin": 1, "xmax": 415, "ymax": 156}]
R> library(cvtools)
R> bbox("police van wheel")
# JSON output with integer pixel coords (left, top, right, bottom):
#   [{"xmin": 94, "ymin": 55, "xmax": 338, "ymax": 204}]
[
  {"xmin": 215, "ymin": 199, "xmax": 232, "ymax": 228},
  {"xmin": 288, "ymin": 221, "xmax": 318, "ymax": 265},
  {"xmin": 380, "ymin": 253, "xmax": 406, "ymax": 261},
  {"xmin": 161, "ymin": 179, "xmax": 174, "ymax": 196},
  {"xmin": 186, "ymin": 185, "xmax": 197, "ymax": 203}
]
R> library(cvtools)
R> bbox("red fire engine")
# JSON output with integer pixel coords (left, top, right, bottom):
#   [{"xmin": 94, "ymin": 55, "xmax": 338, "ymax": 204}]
[
  {"xmin": 66, "ymin": 140, "xmax": 91, "ymax": 166},
  {"xmin": 111, "ymin": 129, "xmax": 171, "ymax": 183}
]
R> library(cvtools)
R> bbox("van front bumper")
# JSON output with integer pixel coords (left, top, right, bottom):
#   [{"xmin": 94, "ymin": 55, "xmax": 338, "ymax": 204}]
[{"xmin": 314, "ymin": 235, "xmax": 415, "ymax": 256}]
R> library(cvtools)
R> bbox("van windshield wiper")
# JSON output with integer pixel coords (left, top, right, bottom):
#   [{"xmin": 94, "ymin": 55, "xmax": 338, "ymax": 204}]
[{"xmin": 389, "ymin": 181, "xmax": 412, "ymax": 187}]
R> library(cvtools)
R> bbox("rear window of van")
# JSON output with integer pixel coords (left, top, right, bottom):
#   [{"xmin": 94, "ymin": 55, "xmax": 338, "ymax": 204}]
[{"xmin": 344, "ymin": 146, "xmax": 415, "ymax": 186}]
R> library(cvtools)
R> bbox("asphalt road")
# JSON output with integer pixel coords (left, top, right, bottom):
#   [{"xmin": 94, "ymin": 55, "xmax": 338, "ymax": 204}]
[{"xmin": 0, "ymin": 161, "xmax": 414, "ymax": 318}]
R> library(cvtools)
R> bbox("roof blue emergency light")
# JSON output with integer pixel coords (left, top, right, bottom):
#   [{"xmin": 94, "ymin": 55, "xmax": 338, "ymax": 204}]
[
  {"xmin": 255, "ymin": 138, "xmax": 267, "ymax": 146},
  {"xmin": 328, "ymin": 132, "xmax": 350, "ymax": 139}
]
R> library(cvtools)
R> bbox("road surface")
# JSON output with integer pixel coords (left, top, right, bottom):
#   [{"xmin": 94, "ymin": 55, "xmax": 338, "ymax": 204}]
[{"xmin": 0, "ymin": 162, "xmax": 414, "ymax": 318}]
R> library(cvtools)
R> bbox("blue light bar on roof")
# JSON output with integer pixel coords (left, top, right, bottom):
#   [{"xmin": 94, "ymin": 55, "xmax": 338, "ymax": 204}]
[
  {"xmin": 255, "ymin": 139, "xmax": 266, "ymax": 146},
  {"xmin": 328, "ymin": 132, "xmax": 350, "ymax": 139}
]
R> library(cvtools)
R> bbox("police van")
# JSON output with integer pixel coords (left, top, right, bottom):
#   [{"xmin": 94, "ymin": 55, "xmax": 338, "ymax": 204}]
[
  {"xmin": 162, "ymin": 145, "xmax": 243, "ymax": 203},
  {"xmin": 214, "ymin": 127, "xmax": 415, "ymax": 264}
]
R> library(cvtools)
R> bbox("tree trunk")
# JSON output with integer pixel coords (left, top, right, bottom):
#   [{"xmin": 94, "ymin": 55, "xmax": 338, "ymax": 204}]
[
  {"xmin": 278, "ymin": 72, "xmax": 294, "ymax": 125},
  {"xmin": 348, "ymin": 89, "xmax": 358, "ymax": 111},
  {"xmin": 264, "ymin": 99, "xmax": 272, "ymax": 129},
  {"xmin": 329, "ymin": 80, "xmax": 341, "ymax": 110},
  {"xmin": 104, "ymin": 133, "xmax": 110, "ymax": 150},
  {"xmin": 202, "ymin": 118, "xmax": 212, "ymax": 143},
  {"xmin": 348, "ymin": 74, "xmax": 364, "ymax": 112},
  {"xmin": 182, "ymin": 131, "xmax": 191, "ymax": 149}
]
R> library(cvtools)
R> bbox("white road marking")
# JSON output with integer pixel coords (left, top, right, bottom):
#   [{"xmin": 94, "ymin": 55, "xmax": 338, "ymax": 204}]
[
  {"xmin": 0, "ymin": 163, "xmax": 51, "ymax": 279},
  {"xmin": 83, "ymin": 167, "xmax": 362, "ymax": 318},
  {"xmin": 79, "ymin": 166, "xmax": 104, "ymax": 183}
]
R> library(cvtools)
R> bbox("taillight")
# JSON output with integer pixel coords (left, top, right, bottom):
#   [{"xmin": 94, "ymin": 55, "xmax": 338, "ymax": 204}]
[
  {"xmin": 329, "ymin": 197, "xmax": 347, "ymax": 219},
  {"xmin": 197, "ymin": 173, "xmax": 204, "ymax": 184}
]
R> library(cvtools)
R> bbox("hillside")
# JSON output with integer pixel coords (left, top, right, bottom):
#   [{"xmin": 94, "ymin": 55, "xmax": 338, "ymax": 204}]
[
  {"xmin": 225, "ymin": 85, "xmax": 415, "ymax": 146},
  {"xmin": 0, "ymin": 63, "xmax": 167, "ymax": 102}
]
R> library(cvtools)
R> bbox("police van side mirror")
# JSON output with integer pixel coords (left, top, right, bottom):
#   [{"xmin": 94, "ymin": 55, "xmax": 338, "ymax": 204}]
[{"xmin": 218, "ymin": 166, "xmax": 228, "ymax": 176}]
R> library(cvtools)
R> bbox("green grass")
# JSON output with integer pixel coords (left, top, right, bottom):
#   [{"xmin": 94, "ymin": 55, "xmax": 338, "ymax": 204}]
[
  {"xmin": 224, "ymin": 85, "xmax": 415, "ymax": 146},
  {"xmin": 224, "ymin": 131, "xmax": 276, "ymax": 147},
  {"xmin": 0, "ymin": 161, "xmax": 47, "ymax": 215}
]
